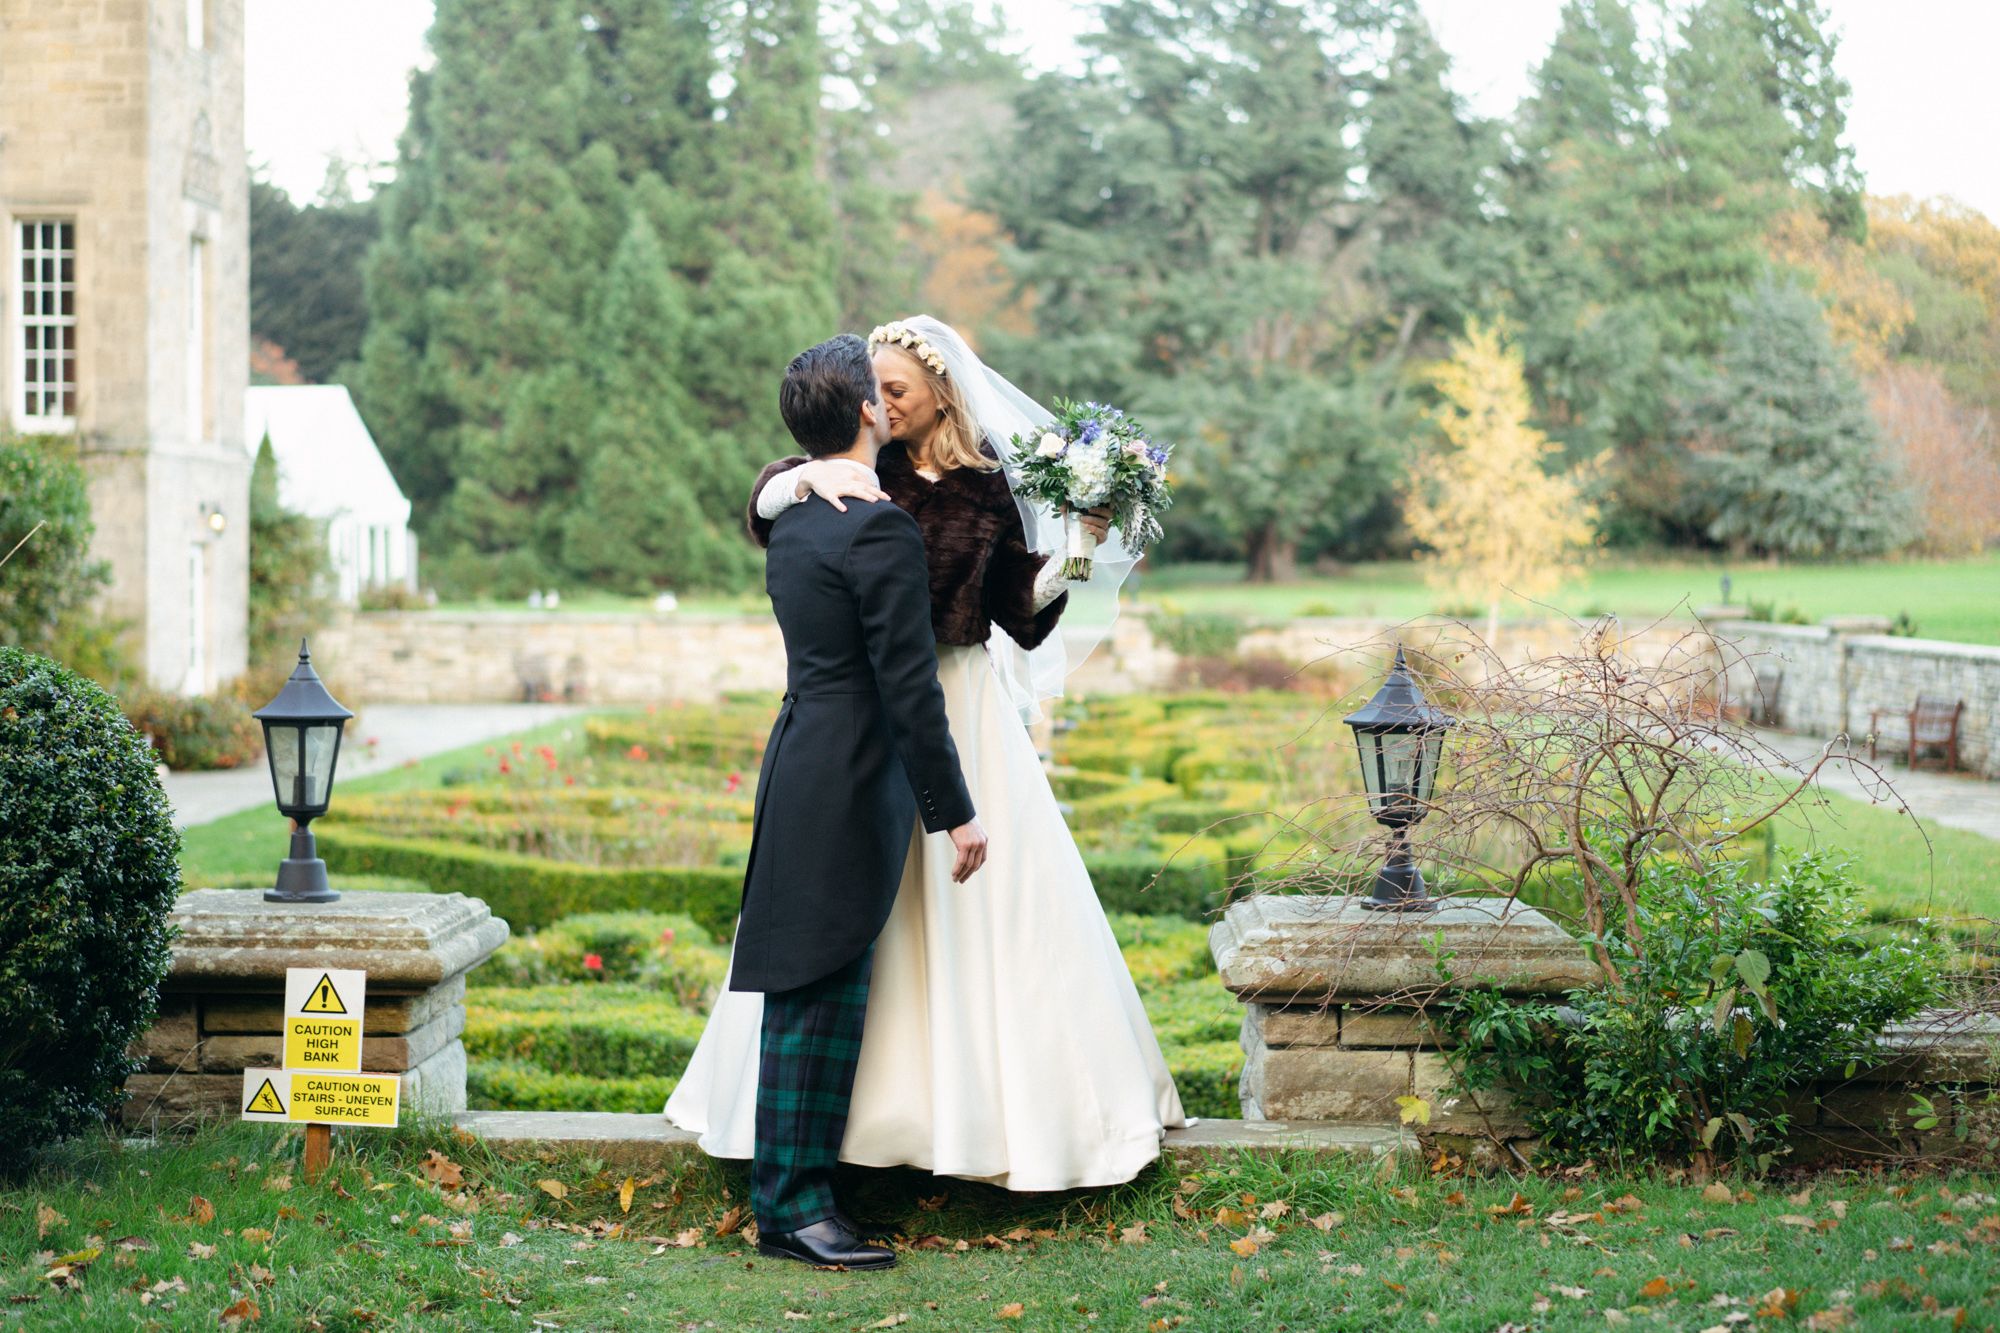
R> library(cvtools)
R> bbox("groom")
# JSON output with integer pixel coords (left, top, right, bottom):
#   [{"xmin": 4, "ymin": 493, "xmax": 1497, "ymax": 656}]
[{"xmin": 735, "ymin": 333, "xmax": 987, "ymax": 1270}]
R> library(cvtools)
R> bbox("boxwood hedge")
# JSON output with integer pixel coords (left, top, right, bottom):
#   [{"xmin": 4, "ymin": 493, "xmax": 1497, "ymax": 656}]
[{"xmin": 0, "ymin": 648, "xmax": 182, "ymax": 1170}]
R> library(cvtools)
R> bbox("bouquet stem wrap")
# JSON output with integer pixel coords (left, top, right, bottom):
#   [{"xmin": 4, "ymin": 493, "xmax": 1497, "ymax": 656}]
[{"xmin": 1063, "ymin": 508, "xmax": 1097, "ymax": 580}]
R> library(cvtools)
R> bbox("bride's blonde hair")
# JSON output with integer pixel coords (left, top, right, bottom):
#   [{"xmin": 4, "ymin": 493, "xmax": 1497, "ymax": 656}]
[{"xmin": 869, "ymin": 320, "xmax": 1000, "ymax": 474}]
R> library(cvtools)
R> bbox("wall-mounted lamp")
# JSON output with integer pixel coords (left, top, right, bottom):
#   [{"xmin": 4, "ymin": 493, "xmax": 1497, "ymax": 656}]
[{"xmin": 201, "ymin": 503, "xmax": 227, "ymax": 537}]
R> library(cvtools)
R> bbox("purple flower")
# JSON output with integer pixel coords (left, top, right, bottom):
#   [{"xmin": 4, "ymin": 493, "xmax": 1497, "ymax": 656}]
[{"xmin": 1079, "ymin": 420, "xmax": 1103, "ymax": 446}]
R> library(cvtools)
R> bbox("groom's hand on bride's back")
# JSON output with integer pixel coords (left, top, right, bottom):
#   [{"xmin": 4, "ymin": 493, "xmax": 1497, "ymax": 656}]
[{"xmin": 948, "ymin": 819, "xmax": 989, "ymax": 883}]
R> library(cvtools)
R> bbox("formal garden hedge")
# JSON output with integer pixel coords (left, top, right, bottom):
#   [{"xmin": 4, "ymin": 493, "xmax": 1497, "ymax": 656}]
[
  {"xmin": 301, "ymin": 691, "xmax": 1346, "ymax": 1121},
  {"xmin": 461, "ymin": 910, "xmax": 1246, "ymax": 1119}
]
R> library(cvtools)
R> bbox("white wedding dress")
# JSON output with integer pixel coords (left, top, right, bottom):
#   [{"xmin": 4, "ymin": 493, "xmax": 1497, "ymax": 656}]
[{"xmin": 664, "ymin": 631, "xmax": 1189, "ymax": 1190}]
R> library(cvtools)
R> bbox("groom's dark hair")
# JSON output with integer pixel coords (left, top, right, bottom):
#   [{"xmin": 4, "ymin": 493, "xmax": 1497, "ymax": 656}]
[{"xmin": 779, "ymin": 334, "xmax": 879, "ymax": 458}]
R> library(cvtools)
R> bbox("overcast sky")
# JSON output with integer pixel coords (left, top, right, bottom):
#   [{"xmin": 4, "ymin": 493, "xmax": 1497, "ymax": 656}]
[{"xmin": 247, "ymin": 0, "xmax": 2000, "ymax": 221}]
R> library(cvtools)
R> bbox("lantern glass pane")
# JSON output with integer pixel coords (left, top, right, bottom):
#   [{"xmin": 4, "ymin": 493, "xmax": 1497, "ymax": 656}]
[
  {"xmin": 269, "ymin": 724, "xmax": 303, "ymax": 808},
  {"xmin": 1379, "ymin": 730, "xmax": 1420, "ymax": 796},
  {"xmin": 1352, "ymin": 730, "xmax": 1383, "ymax": 798},
  {"xmin": 300, "ymin": 723, "xmax": 339, "ymax": 807},
  {"xmin": 1417, "ymin": 731, "xmax": 1445, "ymax": 803}
]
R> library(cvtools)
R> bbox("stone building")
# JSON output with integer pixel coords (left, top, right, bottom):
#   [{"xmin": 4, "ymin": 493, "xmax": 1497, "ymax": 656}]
[{"xmin": 0, "ymin": 0, "xmax": 250, "ymax": 693}]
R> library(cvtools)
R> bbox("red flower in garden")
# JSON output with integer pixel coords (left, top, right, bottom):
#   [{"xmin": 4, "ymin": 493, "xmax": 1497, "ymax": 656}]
[
  {"xmin": 583, "ymin": 953, "xmax": 603, "ymax": 972},
  {"xmin": 627, "ymin": 744, "xmax": 648, "ymax": 761},
  {"xmin": 563, "ymin": 775, "xmax": 577, "ymax": 786},
  {"xmin": 511, "ymin": 741, "xmax": 523, "ymax": 757},
  {"xmin": 724, "ymin": 772, "xmax": 742, "ymax": 794},
  {"xmin": 646, "ymin": 703, "xmax": 658, "ymax": 715},
  {"xmin": 660, "ymin": 928, "xmax": 676, "ymax": 947},
  {"xmin": 497, "ymin": 758, "xmax": 512, "ymax": 774},
  {"xmin": 366, "ymin": 736, "xmax": 380, "ymax": 749},
  {"xmin": 536, "ymin": 744, "xmax": 558, "ymax": 770}
]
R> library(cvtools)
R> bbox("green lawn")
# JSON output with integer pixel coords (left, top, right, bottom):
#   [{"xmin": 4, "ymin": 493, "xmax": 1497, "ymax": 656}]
[
  {"xmin": 426, "ymin": 553, "xmax": 2000, "ymax": 643},
  {"xmin": 1142, "ymin": 551, "xmax": 2000, "ymax": 642},
  {"xmin": 7, "ymin": 1116, "xmax": 1997, "ymax": 1331}
]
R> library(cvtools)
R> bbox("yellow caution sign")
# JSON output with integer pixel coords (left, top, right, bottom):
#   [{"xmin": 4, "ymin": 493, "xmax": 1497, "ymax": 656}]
[
  {"xmin": 244, "ymin": 1075, "xmax": 287, "ymax": 1117},
  {"xmin": 239, "ymin": 1069, "xmax": 402, "ymax": 1126},
  {"xmin": 289, "ymin": 1072, "xmax": 401, "ymax": 1127},
  {"xmin": 300, "ymin": 972, "xmax": 348, "ymax": 1014},
  {"xmin": 283, "ymin": 1015, "xmax": 361, "ymax": 1071}
]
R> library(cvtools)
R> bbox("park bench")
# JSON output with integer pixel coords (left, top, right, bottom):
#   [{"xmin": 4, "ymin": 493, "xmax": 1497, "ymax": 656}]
[{"xmin": 1868, "ymin": 694, "xmax": 1965, "ymax": 772}]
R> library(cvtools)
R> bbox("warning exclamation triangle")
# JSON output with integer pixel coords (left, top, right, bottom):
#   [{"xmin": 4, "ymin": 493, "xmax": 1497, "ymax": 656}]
[
  {"xmin": 245, "ymin": 1078, "xmax": 286, "ymax": 1115},
  {"xmin": 301, "ymin": 972, "xmax": 347, "ymax": 1015}
]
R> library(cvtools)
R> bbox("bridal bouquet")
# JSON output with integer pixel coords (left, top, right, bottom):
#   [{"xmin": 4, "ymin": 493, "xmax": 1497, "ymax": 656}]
[{"xmin": 1010, "ymin": 400, "xmax": 1172, "ymax": 580}]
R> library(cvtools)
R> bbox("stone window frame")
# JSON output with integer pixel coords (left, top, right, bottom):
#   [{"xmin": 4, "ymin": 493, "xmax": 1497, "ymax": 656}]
[
  {"xmin": 188, "ymin": 0, "xmax": 206, "ymax": 49},
  {"xmin": 11, "ymin": 217, "xmax": 78, "ymax": 433}
]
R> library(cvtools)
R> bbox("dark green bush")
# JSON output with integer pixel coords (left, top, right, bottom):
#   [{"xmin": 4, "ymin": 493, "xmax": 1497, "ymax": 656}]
[
  {"xmin": 1085, "ymin": 851, "xmax": 1228, "ymax": 920},
  {"xmin": 1151, "ymin": 611, "xmax": 1250, "ymax": 660},
  {"xmin": 118, "ymin": 684, "xmax": 263, "ymax": 770},
  {"xmin": 0, "ymin": 648, "xmax": 182, "ymax": 1171},
  {"xmin": 467, "ymin": 1057, "xmax": 680, "ymax": 1113},
  {"xmin": 1437, "ymin": 853, "xmax": 1948, "ymax": 1167},
  {"xmin": 479, "ymin": 911, "xmax": 726, "ymax": 1007},
  {"xmin": 317, "ymin": 830, "xmax": 744, "ymax": 940},
  {"xmin": 0, "ymin": 434, "xmax": 109, "ymax": 651}
]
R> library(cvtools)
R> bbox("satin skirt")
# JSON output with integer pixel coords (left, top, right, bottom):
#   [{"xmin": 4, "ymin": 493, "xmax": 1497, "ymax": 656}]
[{"xmin": 664, "ymin": 643, "xmax": 1188, "ymax": 1190}]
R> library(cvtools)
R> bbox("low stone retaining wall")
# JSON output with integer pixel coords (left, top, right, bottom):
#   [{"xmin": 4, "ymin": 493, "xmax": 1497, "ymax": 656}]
[
  {"xmin": 1710, "ymin": 615, "xmax": 2000, "ymax": 777},
  {"xmin": 1211, "ymin": 894, "xmax": 2000, "ymax": 1168},
  {"xmin": 316, "ymin": 607, "xmax": 1707, "ymax": 704},
  {"xmin": 121, "ymin": 890, "xmax": 507, "ymax": 1130}
]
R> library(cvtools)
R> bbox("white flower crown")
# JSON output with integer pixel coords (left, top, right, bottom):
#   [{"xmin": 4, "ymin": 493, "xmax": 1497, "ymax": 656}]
[{"xmin": 867, "ymin": 322, "xmax": 949, "ymax": 378}]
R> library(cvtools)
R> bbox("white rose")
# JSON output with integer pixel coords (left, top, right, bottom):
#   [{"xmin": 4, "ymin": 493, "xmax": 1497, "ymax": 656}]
[{"xmin": 1036, "ymin": 432, "xmax": 1067, "ymax": 457}]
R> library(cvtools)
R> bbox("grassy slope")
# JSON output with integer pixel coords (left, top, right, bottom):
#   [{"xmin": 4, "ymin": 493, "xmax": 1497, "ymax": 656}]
[{"xmin": 5, "ymin": 1118, "xmax": 1996, "ymax": 1331}]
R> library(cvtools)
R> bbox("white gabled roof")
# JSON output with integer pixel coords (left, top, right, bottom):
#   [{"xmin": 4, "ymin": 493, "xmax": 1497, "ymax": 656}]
[{"xmin": 244, "ymin": 385, "xmax": 411, "ymax": 527}]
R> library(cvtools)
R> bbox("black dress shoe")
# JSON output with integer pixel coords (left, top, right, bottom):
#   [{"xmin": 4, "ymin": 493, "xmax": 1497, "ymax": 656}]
[{"xmin": 757, "ymin": 1216, "xmax": 897, "ymax": 1270}]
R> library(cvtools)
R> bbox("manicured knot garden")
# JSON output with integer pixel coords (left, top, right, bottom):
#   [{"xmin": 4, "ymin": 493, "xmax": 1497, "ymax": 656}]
[{"xmin": 313, "ymin": 692, "xmax": 1339, "ymax": 1118}]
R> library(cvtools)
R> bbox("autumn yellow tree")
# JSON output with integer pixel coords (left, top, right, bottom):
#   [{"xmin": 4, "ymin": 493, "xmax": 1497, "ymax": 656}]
[{"xmin": 1405, "ymin": 321, "xmax": 1600, "ymax": 641}]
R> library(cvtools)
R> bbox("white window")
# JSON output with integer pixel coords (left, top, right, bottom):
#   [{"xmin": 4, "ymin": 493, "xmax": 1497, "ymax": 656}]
[
  {"xmin": 187, "ymin": 236, "xmax": 206, "ymax": 443},
  {"xmin": 14, "ymin": 219, "xmax": 77, "ymax": 429},
  {"xmin": 187, "ymin": 0, "xmax": 204, "ymax": 48}
]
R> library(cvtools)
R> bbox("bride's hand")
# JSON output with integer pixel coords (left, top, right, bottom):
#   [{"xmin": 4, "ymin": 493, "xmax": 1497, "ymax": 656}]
[
  {"xmin": 796, "ymin": 459, "xmax": 888, "ymax": 513},
  {"xmin": 1078, "ymin": 507, "xmax": 1113, "ymax": 543}
]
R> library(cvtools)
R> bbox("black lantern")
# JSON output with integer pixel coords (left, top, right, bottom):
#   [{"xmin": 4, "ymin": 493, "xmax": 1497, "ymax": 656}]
[
  {"xmin": 252, "ymin": 639, "xmax": 354, "ymax": 903},
  {"xmin": 1343, "ymin": 645, "xmax": 1455, "ymax": 912}
]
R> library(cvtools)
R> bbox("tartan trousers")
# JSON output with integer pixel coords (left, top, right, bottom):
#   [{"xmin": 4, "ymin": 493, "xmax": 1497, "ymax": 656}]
[{"xmin": 751, "ymin": 943, "xmax": 876, "ymax": 1234}]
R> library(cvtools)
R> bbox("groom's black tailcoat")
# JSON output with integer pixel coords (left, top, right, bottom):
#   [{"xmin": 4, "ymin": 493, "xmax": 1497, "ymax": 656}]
[{"xmin": 730, "ymin": 492, "xmax": 975, "ymax": 994}]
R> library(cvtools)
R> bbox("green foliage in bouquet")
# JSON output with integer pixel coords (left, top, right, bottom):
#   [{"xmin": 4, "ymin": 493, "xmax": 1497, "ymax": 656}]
[{"xmin": 1011, "ymin": 400, "xmax": 1173, "ymax": 576}]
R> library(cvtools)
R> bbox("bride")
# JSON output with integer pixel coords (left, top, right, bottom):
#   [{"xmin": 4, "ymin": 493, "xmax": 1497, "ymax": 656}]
[{"xmin": 665, "ymin": 315, "xmax": 1188, "ymax": 1190}]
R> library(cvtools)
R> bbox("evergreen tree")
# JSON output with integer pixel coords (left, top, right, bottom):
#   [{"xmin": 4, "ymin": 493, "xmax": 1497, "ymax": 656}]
[
  {"xmin": 357, "ymin": 0, "xmax": 650, "ymax": 592},
  {"xmin": 563, "ymin": 208, "xmax": 757, "ymax": 590},
  {"xmin": 1675, "ymin": 277, "xmax": 1913, "ymax": 557},
  {"xmin": 1505, "ymin": 0, "xmax": 1664, "ymax": 466},
  {"xmin": 1747, "ymin": 0, "xmax": 1865, "ymax": 239},
  {"xmin": 1363, "ymin": 10, "xmax": 1509, "ymax": 356},
  {"xmin": 248, "ymin": 173, "xmax": 378, "ymax": 385},
  {"xmin": 1650, "ymin": 0, "xmax": 1796, "ymax": 362},
  {"xmin": 990, "ymin": 0, "xmax": 1404, "ymax": 580}
]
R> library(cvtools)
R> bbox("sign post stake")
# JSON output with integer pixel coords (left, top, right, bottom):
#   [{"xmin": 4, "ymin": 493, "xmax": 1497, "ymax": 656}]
[
  {"xmin": 242, "ymin": 967, "xmax": 400, "ymax": 1179},
  {"xmin": 304, "ymin": 1123, "xmax": 332, "ymax": 1182}
]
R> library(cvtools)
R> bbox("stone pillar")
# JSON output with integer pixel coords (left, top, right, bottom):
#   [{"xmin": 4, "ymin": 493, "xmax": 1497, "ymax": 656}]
[
  {"xmin": 122, "ymin": 891, "xmax": 508, "ymax": 1130},
  {"xmin": 1210, "ymin": 894, "xmax": 1586, "ymax": 1163},
  {"xmin": 1821, "ymin": 614, "xmax": 1893, "ymax": 739}
]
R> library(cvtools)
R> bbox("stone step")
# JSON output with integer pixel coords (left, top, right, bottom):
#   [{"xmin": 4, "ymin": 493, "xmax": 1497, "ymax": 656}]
[{"xmin": 450, "ymin": 1111, "xmax": 1413, "ymax": 1172}]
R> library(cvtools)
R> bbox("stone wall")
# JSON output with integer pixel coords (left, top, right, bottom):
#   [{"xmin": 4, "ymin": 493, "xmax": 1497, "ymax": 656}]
[
  {"xmin": 315, "ymin": 607, "xmax": 1709, "ymax": 705},
  {"xmin": 1712, "ymin": 616, "xmax": 2000, "ymax": 776},
  {"xmin": 0, "ymin": 0, "xmax": 252, "ymax": 692},
  {"xmin": 1212, "ymin": 895, "xmax": 2000, "ymax": 1169}
]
